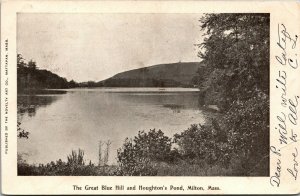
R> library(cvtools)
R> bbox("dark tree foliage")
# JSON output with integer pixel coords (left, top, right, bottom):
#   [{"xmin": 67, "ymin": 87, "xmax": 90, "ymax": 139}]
[
  {"xmin": 191, "ymin": 13, "xmax": 270, "ymax": 175},
  {"xmin": 198, "ymin": 14, "xmax": 269, "ymax": 103},
  {"xmin": 17, "ymin": 54, "xmax": 79, "ymax": 93}
]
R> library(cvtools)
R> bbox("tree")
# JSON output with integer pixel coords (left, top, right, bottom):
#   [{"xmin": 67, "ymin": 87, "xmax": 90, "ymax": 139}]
[
  {"xmin": 17, "ymin": 54, "xmax": 27, "ymax": 68},
  {"xmin": 28, "ymin": 60, "xmax": 37, "ymax": 70},
  {"xmin": 197, "ymin": 14, "xmax": 270, "ymax": 175},
  {"xmin": 198, "ymin": 14, "xmax": 269, "ymax": 101}
]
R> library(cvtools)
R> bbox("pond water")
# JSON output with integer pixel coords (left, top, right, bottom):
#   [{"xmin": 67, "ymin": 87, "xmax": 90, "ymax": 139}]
[{"xmin": 17, "ymin": 88, "xmax": 206, "ymax": 165}]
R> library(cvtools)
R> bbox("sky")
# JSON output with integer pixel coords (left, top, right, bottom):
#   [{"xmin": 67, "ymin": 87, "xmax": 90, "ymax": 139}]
[{"xmin": 17, "ymin": 13, "xmax": 204, "ymax": 82}]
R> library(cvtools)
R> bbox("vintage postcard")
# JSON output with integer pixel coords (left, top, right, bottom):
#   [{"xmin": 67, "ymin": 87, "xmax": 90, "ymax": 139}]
[{"xmin": 1, "ymin": 0, "xmax": 300, "ymax": 194}]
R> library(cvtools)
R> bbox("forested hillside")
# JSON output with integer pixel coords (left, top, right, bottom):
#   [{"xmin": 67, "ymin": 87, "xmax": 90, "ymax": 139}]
[
  {"xmin": 17, "ymin": 55, "xmax": 205, "ymax": 89},
  {"xmin": 98, "ymin": 62, "xmax": 205, "ymax": 87},
  {"xmin": 17, "ymin": 54, "xmax": 78, "ymax": 93}
]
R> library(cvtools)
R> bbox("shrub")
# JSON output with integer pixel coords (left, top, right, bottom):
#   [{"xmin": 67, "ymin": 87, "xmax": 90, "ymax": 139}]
[
  {"xmin": 174, "ymin": 124, "xmax": 231, "ymax": 167},
  {"xmin": 117, "ymin": 129, "xmax": 172, "ymax": 176}
]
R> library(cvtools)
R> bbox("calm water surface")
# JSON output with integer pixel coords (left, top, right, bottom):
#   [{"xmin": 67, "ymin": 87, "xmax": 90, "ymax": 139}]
[{"xmin": 18, "ymin": 88, "xmax": 206, "ymax": 164}]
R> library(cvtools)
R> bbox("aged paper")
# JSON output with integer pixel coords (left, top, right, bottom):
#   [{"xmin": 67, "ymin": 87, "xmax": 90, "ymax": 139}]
[{"xmin": 1, "ymin": 0, "xmax": 300, "ymax": 194}]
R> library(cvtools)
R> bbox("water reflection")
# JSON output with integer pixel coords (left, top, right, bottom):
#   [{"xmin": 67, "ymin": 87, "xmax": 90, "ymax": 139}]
[
  {"xmin": 163, "ymin": 104, "xmax": 185, "ymax": 113},
  {"xmin": 17, "ymin": 95, "xmax": 63, "ymax": 119},
  {"xmin": 117, "ymin": 92, "xmax": 200, "ymax": 109}
]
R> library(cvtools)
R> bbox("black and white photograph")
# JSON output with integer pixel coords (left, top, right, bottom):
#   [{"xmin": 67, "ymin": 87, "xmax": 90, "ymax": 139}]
[
  {"xmin": 2, "ymin": 0, "xmax": 300, "ymax": 195},
  {"xmin": 16, "ymin": 13, "xmax": 270, "ymax": 176}
]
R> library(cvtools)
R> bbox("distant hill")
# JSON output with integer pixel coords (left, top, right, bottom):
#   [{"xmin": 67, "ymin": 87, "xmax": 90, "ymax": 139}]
[
  {"xmin": 17, "ymin": 53, "xmax": 205, "ymax": 90},
  {"xmin": 98, "ymin": 62, "xmax": 205, "ymax": 87}
]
